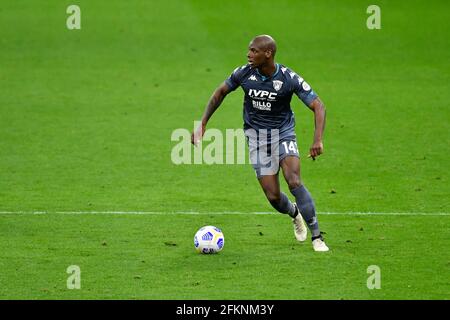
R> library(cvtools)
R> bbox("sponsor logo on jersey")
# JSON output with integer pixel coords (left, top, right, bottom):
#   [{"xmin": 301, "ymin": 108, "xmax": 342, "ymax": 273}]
[
  {"xmin": 252, "ymin": 100, "xmax": 272, "ymax": 111},
  {"xmin": 289, "ymin": 71, "xmax": 296, "ymax": 79},
  {"xmin": 248, "ymin": 89, "xmax": 277, "ymax": 100},
  {"xmin": 249, "ymin": 75, "xmax": 257, "ymax": 81},
  {"xmin": 281, "ymin": 67, "xmax": 287, "ymax": 74},
  {"xmin": 272, "ymin": 80, "xmax": 283, "ymax": 91}
]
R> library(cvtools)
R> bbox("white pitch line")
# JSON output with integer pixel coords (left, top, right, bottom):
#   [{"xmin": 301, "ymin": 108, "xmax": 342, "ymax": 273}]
[{"xmin": 0, "ymin": 211, "xmax": 449, "ymax": 216}]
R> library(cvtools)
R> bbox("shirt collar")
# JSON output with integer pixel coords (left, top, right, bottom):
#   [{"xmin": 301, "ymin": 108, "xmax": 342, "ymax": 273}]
[{"xmin": 257, "ymin": 63, "xmax": 279, "ymax": 81}]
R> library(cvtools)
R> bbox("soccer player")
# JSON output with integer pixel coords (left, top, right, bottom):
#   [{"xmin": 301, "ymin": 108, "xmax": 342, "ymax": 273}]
[{"xmin": 191, "ymin": 35, "xmax": 329, "ymax": 252}]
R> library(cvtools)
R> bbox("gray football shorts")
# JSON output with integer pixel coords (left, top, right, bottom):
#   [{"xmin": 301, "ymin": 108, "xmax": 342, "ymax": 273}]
[{"xmin": 245, "ymin": 128, "xmax": 300, "ymax": 178}]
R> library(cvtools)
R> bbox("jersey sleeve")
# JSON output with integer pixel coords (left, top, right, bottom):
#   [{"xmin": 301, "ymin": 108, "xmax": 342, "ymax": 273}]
[
  {"xmin": 292, "ymin": 74, "xmax": 318, "ymax": 106},
  {"xmin": 225, "ymin": 65, "xmax": 246, "ymax": 92}
]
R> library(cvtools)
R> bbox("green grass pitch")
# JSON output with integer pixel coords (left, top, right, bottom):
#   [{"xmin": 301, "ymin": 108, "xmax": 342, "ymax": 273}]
[{"xmin": 0, "ymin": 0, "xmax": 449, "ymax": 299}]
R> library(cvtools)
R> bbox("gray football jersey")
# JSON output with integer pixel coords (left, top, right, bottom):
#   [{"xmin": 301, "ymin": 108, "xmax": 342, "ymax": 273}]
[{"xmin": 225, "ymin": 63, "xmax": 318, "ymax": 136}]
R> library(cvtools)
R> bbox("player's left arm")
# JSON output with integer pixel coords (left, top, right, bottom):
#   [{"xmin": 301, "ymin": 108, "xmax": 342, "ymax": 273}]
[
  {"xmin": 307, "ymin": 97, "xmax": 326, "ymax": 159},
  {"xmin": 292, "ymin": 73, "xmax": 326, "ymax": 159}
]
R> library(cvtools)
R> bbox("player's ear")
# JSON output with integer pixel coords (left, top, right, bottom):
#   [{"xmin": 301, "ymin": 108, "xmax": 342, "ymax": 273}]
[{"xmin": 265, "ymin": 50, "xmax": 274, "ymax": 59}]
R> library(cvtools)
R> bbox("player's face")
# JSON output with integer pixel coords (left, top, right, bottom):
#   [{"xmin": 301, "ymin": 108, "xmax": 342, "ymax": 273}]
[{"xmin": 247, "ymin": 42, "xmax": 267, "ymax": 68}]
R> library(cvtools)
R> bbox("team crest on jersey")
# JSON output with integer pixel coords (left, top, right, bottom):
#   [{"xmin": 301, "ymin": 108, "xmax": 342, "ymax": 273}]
[
  {"xmin": 272, "ymin": 80, "xmax": 283, "ymax": 91},
  {"xmin": 302, "ymin": 81, "xmax": 311, "ymax": 91}
]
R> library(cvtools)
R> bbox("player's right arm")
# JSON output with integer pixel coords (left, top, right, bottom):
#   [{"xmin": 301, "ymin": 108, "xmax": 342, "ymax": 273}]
[
  {"xmin": 191, "ymin": 65, "xmax": 246, "ymax": 146},
  {"xmin": 191, "ymin": 82, "xmax": 231, "ymax": 146}
]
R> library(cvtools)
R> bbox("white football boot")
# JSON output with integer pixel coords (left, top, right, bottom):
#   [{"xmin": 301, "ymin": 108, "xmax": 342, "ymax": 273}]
[
  {"xmin": 312, "ymin": 238, "xmax": 329, "ymax": 252},
  {"xmin": 292, "ymin": 203, "xmax": 307, "ymax": 242}
]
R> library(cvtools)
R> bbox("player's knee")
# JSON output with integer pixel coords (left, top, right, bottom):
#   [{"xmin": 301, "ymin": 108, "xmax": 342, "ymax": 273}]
[
  {"xmin": 265, "ymin": 191, "xmax": 281, "ymax": 203},
  {"xmin": 287, "ymin": 176, "xmax": 301, "ymax": 190}
]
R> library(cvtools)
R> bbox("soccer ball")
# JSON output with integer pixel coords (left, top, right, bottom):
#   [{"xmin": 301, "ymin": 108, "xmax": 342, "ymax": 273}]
[{"xmin": 194, "ymin": 226, "xmax": 224, "ymax": 254}]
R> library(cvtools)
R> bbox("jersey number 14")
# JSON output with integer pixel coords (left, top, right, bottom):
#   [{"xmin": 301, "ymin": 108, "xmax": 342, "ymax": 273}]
[{"xmin": 282, "ymin": 141, "xmax": 298, "ymax": 154}]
